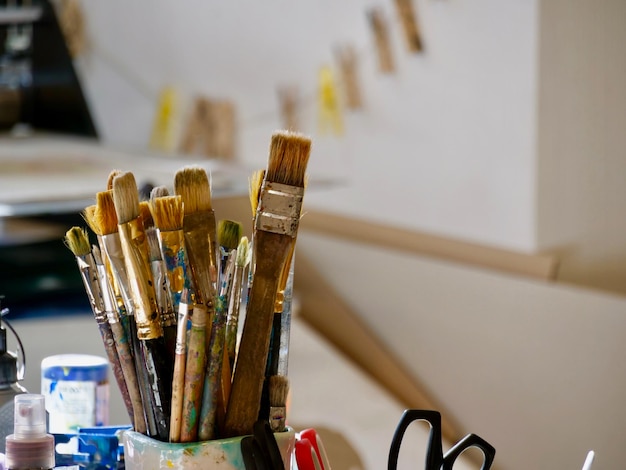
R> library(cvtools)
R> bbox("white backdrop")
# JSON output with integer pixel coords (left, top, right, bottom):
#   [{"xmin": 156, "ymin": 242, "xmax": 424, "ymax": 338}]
[{"xmin": 76, "ymin": 0, "xmax": 538, "ymax": 252}]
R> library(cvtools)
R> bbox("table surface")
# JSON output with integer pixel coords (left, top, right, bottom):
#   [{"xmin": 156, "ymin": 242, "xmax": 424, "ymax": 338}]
[{"xmin": 11, "ymin": 312, "xmax": 475, "ymax": 470}]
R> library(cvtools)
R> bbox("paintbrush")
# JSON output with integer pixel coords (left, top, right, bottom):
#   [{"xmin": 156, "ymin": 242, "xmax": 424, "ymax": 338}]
[
  {"xmin": 63, "ymin": 227, "xmax": 135, "ymax": 427},
  {"xmin": 107, "ymin": 169, "xmax": 123, "ymax": 190},
  {"xmin": 150, "ymin": 185, "xmax": 170, "ymax": 199},
  {"xmin": 174, "ymin": 166, "xmax": 220, "ymax": 438},
  {"xmin": 141, "ymin": 200, "xmax": 177, "ymax": 364},
  {"xmin": 169, "ymin": 288, "xmax": 190, "ymax": 443},
  {"xmin": 218, "ymin": 219, "xmax": 242, "ymax": 277},
  {"xmin": 225, "ymin": 236, "xmax": 250, "ymax": 372},
  {"xmin": 112, "ymin": 171, "xmax": 172, "ymax": 442},
  {"xmin": 92, "ymin": 244, "xmax": 146, "ymax": 434},
  {"xmin": 224, "ymin": 130, "xmax": 311, "ymax": 437},
  {"xmin": 174, "ymin": 166, "xmax": 218, "ymax": 312},
  {"xmin": 95, "ymin": 189, "xmax": 157, "ymax": 437},
  {"xmin": 180, "ymin": 303, "xmax": 207, "ymax": 442},
  {"xmin": 268, "ymin": 375, "xmax": 289, "ymax": 433},
  {"xmin": 150, "ymin": 194, "xmax": 193, "ymax": 311},
  {"xmin": 215, "ymin": 219, "xmax": 243, "ymax": 428},
  {"xmin": 198, "ymin": 250, "xmax": 235, "ymax": 440}
]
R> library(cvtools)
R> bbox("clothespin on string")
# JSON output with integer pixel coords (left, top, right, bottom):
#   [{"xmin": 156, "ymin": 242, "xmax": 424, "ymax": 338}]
[
  {"xmin": 367, "ymin": 7, "xmax": 395, "ymax": 74},
  {"xmin": 179, "ymin": 96, "xmax": 237, "ymax": 160},
  {"xmin": 334, "ymin": 44, "xmax": 363, "ymax": 110},
  {"xmin": 277, "ymin": 85, "xmax": 300, "ymax": 132},
  {"xmin": 394, "ymin": 0, "xmax": 423, "ymax": 53}
]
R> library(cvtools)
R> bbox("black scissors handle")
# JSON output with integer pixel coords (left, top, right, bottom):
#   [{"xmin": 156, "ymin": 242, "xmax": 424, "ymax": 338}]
[
  {"xmin": 388, "ymin": 409, "xmax": 444, "ymax": 470},
  {"xmin": 442, "ymin": 433, "xmax": 496, "ymax": 470},
  {"xmin": 388, "ymin": 409, "xmax": 495, "ymax": 470}
]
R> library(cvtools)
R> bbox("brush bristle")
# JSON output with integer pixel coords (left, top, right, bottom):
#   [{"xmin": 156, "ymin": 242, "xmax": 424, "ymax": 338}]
[
  {"xmin": 150, "ymin": 185, "xmax": 170, "ymax": 201},
  {"xmin": 139, "ymin": 201, "xmax": 154, "ymax": 229},
  {"xmin": 265, "ymin": 131, "xmax": 311, "ymax": 187},
  {"xmin": 107, "ymin": 169, "xmax": 123, "ymax": 191},
  {"xmin": 150, "ymin": 195, "xmax": 184, "ymax": 232},
  {"xmin": 268, "ymin": 375, "xmax": 289, "ymax": 407},
  {"xmin": 236, "ymin": 236, "xmax": 249, "ymax": 267},
  {"xmin": 249, "ymin": 169, "xmax": 265, "ymax": 216},
  {"xmin": 174, "ymin": 166, "xmax": 212, "ymax": 214},
  {"xmin": 95, "ymin": 191, "xmax": 119, "ymax": 235},
  {"xmin": 82, "ymin": 205, "xmax": 101, "ymax": 236},
  {"xmin": 218, "ymin": 220, "xmax": 243, "ymax": 251},
  {"xmin": 112, "ymin": 172, "xmax": 140, "ymax": 224},
  {"xmin": 65, "ymin": 226, "xmax": 91, "ymax": 257},
  {"xmin": 146, "ymin": 226, "xmax": 162, "ymax": 262}
]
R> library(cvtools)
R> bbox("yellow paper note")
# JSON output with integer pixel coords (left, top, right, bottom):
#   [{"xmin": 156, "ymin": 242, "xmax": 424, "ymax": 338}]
[
  {"xmin": 318, "ymin": 66, "xmax": 343, "ymax": 136},
  {"xmin": 150, "ymin": 86, "xmax": 180, "ymax": 152}
]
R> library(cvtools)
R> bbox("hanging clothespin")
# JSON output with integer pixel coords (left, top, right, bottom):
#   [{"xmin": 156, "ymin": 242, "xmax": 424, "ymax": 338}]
[
  {"xmin": 179, "ymin": 95, "xmax": 212, "ymax": 156},
  {"xmin": 57, "ymin": 0, "xmax": 87, "ymax": 58},
  {"xmin": 209, "ymin": 100, "xmax": 236, "ymax": 161},
  {"xmin": 179, "ymin": 96, "xmax": 236, "ymax": 160},
  {"xmin": 150, "ymin": 85, "xmax": 181, "ymax": 153},
  {"xmin": 335, "ymin": 44, "xmax": 363, "ymax": 110},
  {"xmin": 367, "ymin": 7, "xmax": 395, "ymax": 74},
  {"xmin": 394, "ymin": 0, "xmax": 423, "ymax": 53},
  {"xmin": 277, "ymin": 85, "xmax": 300, "ymax": 132},
  {"xmin": 317, "ymin": 65, "xmax": 343, "ymax": 136}
]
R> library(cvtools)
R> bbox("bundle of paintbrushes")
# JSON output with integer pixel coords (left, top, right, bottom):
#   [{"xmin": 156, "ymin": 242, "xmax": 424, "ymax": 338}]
[{"xmin": 64, "ymin": 130, "xmax": 311, "ymax": 444}]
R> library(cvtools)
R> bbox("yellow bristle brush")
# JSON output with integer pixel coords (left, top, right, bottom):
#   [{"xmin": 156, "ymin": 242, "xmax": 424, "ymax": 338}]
[{"xmin": 112, "ymin": 171, "xmax": 172, "ymax": 442}]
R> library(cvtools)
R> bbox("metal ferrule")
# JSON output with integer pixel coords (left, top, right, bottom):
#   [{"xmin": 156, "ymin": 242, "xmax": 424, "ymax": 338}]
[
  {"xmin": 152, "ymin": 258, "xmax": 176, "ymax": 327},
  {"xmin": 269, "ymin": 406, "xmax": 286, "ymax": 433},
  {"xmin": 174, "ymin": 301, "xmax": 189, "ymax": 355},
  {"xmin": 255, "ymin": 181, "xmax": 304, "ymax": 237},
  {"xmin": 118, "ymin": 218, "xmax": 162, "ymax": 340},
  {"xmin": 76, "ymin": 254, "xmax": 106, "ymax": 324},
  {"xmin": 101, "ymin": 233, "xmax": 134, "ymax": 317},
  {"xmin": 95, "ymin": 262, "xmax": 120, "ymax": 325}
]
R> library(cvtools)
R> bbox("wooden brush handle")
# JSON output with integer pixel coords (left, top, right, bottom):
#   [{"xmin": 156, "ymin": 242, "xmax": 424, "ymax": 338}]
[
  {"xmin": 109, "ymin": 320, "xmax": 146, "ymax": 434},
  {"xmin": 96, "ymin": 322, "xmax": 134, "ymax": 427},
  {"xmin": 180, "ymin": 306, "xmax": 207, "ymax": 442},
  {"xmin": 198, "ymin": 297, "xmax": 228, "ymax": 440},
  {"xmin": 224, "ymin": 231, "xmax": 293, "ymax": 437},
  {"xmin": 169, "ymin": 352, "xmax": 186, "ymax": 442}
]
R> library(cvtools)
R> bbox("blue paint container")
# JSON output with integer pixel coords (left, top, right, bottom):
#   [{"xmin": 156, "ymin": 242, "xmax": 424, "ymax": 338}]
[{"xmin": 41, "ymin": 354, "xmax": 109, "ymax": 434}]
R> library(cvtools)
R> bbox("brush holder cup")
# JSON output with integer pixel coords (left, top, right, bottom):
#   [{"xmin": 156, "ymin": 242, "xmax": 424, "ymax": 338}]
[{"xmin": 123, "ymin": 429, "xmax": 296, "ymax": 469}]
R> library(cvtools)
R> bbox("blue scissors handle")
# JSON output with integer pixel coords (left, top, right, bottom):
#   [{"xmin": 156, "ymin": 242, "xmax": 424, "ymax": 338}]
[{"xmin": 388, "ymin": 409, "xmax": 495, "ymax": 470}]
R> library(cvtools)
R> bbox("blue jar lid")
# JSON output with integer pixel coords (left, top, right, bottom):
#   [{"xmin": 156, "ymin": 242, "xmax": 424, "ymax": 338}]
[{"xmin": 41, "ymin": 354, "xmax": 108, "ymax": 382}]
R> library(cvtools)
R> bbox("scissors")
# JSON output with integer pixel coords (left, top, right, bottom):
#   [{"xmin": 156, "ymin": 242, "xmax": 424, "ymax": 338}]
[{"xmin": 388, "ymin": 410, "xmax": 496, "ymax": 470}]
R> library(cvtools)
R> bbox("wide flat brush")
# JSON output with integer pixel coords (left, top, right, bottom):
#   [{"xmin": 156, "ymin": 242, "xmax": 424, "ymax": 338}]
[
  {"xmin": 64, "ymin": 227, "xmax": 134, "ymax": 427},
  {"xmin": 224, "ymin": 130, "xmax": 311, "ymax": 437},
  {"xmin": 112, "ymin": 171, "xmax": 172, "ymax": 442}
]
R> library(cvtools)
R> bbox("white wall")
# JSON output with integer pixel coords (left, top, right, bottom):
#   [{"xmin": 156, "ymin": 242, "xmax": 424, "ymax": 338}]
[
  {"xmin": 537, "ymin": 0, "xmax": 626, "ymax": 294},
  {"xmin": 76, "ymin": 0, "xmax": 539, "ymax": 252}
]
